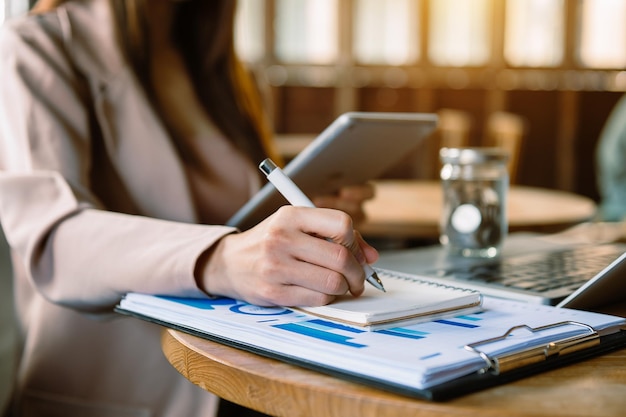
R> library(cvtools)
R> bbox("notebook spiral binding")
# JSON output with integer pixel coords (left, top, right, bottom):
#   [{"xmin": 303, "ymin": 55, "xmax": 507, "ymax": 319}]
[
  {"xmin": 375, "ymin": 267, "xmax": 481, "ymax": 294},
  {"xmin": 464, "ymin": 321, "xmax": 600, "ymax": 375}
]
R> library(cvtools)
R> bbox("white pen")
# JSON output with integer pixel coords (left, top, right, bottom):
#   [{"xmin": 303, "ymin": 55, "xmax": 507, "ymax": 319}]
[{"xmin": 259, "ymin": 158, "xmax": 386, "ymax": 293}]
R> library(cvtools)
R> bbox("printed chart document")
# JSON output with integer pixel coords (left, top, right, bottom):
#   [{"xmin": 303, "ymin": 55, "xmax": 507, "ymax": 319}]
[
  {"xmin": 116, "ymin": 294, "xmax": 626, "ymax": 400},
  {"xmin": 296, "ymin": 268, "xmax": 482, "ymax": 329}
]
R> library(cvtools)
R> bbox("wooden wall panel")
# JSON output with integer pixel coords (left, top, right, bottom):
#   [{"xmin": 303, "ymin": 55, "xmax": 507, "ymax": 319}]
[
  {"xmin": 356, "ymin": 87, "xmax": 417, "ymax": 113},
  {"xmin": 273, "ymin": 87, "xmax": 336, "ymax": 134},
  {"xmin": 507, "ymin": 91, "xmax": 560, "ymax": 189}
]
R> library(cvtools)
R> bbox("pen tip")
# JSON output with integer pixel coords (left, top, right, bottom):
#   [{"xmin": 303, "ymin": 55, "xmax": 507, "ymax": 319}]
[{"xmin": 371, "ymin": 272, "xmax": 386, "ymax": 292}]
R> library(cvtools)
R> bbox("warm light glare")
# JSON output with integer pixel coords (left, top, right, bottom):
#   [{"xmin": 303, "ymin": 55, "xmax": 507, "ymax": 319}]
[
  {"xmin": 353, "ymin": 0, "xmax": 419, "ymax": 65},
  {"xmin": 579, "ymin": 0, "xmax": 626, "ymax": 68},
  {"xmin": 428, "ymin": 0, "xmax": 491, "ymax": 66},
  {"xmin": 504, "ymin": 0, "xmax": 564, "ymax": 67},
  {"xmin": 240, "ymin": 0, "xmax": 626, "ymax": 73},
  {"xmin": 275, "ymin": 0, "xmax": 338, "ymax": 64},
  {"xmin": 235, "ymin": 0, "xmax": 265, "ymax": 62}
]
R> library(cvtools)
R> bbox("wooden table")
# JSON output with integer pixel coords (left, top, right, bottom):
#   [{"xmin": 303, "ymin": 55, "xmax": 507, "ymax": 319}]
[
  {"xmin": 162, "ymin": 301, "xmax": 626, "ymax": 417},
  {"xmin": 359, "ymin": 180, "xmax": 597, "ymax": 239}
]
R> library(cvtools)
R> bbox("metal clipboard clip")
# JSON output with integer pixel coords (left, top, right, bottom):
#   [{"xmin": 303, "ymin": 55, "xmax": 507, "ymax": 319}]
[{"xmin": 464, "ymin": 321, "xmax": 600, "ymax": 375}]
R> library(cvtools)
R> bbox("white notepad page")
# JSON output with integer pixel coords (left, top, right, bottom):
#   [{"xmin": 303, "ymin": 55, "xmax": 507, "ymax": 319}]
[{"xmin": 295, "ymin": 268, "xmax": 482, "ymax": 329}]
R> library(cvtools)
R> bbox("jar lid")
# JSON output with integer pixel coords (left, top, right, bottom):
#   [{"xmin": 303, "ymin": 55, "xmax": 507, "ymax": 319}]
[{"xmin": 439, "ymin": 147, "xmax": 509, "ymax": 164}]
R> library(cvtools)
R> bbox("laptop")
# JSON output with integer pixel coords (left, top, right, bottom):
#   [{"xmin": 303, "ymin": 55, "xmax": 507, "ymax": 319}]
[{"xmin": 374, "ymin": 232, "xmax": 626, "ymax": 310}]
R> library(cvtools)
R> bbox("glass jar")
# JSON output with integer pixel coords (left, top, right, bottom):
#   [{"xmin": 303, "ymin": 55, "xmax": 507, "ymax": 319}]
[{"xmin": 439, "ymin": 147, "xmax": 509, "ymax": 258}]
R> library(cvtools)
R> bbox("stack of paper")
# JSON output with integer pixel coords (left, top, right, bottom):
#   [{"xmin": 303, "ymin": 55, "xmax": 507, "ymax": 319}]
[{"xmin": 116, "ymin": 294, "xmax": 625, "ymax": 394}]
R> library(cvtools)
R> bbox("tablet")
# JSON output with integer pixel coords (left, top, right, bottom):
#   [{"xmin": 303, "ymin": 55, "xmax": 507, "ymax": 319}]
[{"xmin": 226, "ymin": 112, "xmax": 438, "ymax": 230}]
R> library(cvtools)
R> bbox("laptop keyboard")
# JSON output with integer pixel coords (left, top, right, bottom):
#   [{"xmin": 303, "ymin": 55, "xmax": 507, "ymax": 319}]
[{"xmin": 427, "ymin": 244, "xmax": 625, "ymax": 300}]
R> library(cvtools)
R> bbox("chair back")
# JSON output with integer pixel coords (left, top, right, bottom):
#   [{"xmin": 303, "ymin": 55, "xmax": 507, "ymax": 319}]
[
  {"xmin": 426, "ymin": 108, "xmax": 473, "ymax": 178},
  {"xmin": 484, "ymin": 111, "xmax": 526, "ymax": 183}
]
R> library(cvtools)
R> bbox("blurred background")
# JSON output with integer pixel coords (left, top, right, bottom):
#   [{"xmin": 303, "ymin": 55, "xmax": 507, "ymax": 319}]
[
  {"xmin": 3, "ymin": 0, "xmax": 625, "ymax": 200},
  {"xmin": 233, "ymin": 0, "xmax": 626, "ymax": 203}
]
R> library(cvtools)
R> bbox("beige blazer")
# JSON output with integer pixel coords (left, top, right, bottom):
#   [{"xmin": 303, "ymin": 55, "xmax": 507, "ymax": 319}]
[{"xmin": 0, "ymin": 1, "xmax": 260, "ymax": 415}]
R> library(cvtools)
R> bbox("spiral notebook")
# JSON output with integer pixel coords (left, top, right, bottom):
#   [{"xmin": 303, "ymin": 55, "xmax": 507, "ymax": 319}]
[{"xmin": 295, "ymin": 268, "xmax": 482, "ymax": 330}]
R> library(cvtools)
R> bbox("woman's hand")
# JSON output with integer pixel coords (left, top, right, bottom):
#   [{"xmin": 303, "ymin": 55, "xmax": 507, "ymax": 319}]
[
  {"xmin": 312, "ymin": 183, "xmax": 375, "ymax": 224},
  {"xmin": 197, "ymin": 206, "xmax": 379, "ymax": 307}
]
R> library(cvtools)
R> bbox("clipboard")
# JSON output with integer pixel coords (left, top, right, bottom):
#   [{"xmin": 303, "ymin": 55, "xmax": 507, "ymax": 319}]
[
  {"xmin": 115, "ymin": 294, "xmax": 626, "ymax": 402},
  {"xmin": 423, "ymin": 322, "xmax": 626, "ymax": 401}
]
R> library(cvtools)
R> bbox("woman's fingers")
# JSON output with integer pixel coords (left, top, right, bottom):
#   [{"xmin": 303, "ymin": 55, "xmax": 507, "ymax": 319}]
[
  {"xmin": 312, "ymin": 183, "xmax": 375, "ymax": 223},
  {"xmin": 199, "ymin": 206, "xmax": 378, "ymax": 306}
]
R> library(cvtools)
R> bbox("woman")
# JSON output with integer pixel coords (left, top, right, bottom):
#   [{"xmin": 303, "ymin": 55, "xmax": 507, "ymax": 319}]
[{"xmin": 0, "ymin": 0, "xmax": 377, "ymax": 415}]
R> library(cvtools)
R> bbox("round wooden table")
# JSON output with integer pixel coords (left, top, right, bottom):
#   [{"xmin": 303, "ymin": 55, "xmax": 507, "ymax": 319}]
[{"xmin": 359, "ymin": 180, "xmax": 597, "ymax": 239}]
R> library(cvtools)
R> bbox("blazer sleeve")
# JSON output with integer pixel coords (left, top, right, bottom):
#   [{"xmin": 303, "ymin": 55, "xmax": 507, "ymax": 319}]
[{"xmin": 0, "ymin": 16, "xmax": 234, "ymax": 312}]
